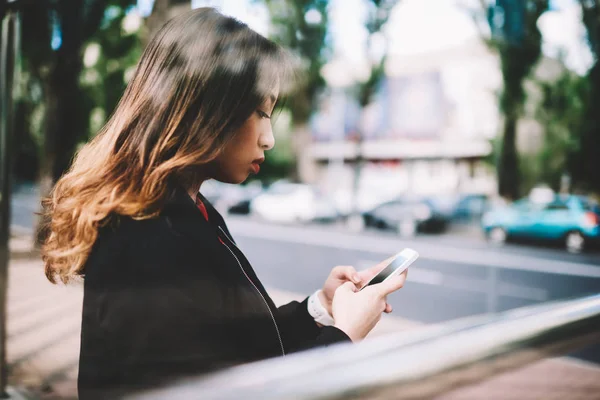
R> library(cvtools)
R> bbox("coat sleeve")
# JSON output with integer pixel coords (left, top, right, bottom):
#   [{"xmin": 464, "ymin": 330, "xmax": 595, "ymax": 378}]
[{"xmin": 276, "ymin": 298, "xmax": 351, "ymax": 353}]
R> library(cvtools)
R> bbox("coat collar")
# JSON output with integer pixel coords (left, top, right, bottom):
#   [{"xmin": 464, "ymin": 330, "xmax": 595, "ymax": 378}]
[{"xmin": 162, "ymin": 184, "xmax": 233, "ymax": 245}]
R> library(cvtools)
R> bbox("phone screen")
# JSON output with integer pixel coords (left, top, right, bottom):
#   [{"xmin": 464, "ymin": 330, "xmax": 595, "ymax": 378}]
[{"xmin": 365, "ymin": 254, "xmax": 408, "ymax": 287}]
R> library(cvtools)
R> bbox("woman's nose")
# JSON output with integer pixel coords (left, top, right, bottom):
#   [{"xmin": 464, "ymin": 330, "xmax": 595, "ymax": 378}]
[{"xmin": 260, "ymin": 126, "xmax": 275, "ymax": 150}]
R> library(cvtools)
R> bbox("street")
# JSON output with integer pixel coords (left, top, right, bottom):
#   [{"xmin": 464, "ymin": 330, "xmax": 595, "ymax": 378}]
[
  {"xmin": 226, "ymin": 218, "xmax": 600, "ymax": 320},
  {"xmin": 225, "ymin": 218, "xmax": 600, "ymax": 364},
  {"xmin": 9, "ymin": 184, "xmax": 600, "ymax": 365}
]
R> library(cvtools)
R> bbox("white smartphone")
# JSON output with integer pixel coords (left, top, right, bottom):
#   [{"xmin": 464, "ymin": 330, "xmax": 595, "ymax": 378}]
[{"xmin": 360, "ymin": 248, "xmax": 419, "ymax": 290}]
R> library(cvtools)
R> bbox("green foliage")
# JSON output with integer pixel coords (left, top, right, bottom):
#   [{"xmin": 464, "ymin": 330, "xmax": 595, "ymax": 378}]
[
  {"xmin": 258, "ymin": 0, "xmax": 330, "ymax": 181},
  {"xmin": 81, "ymin": 3, "xmax": 143, "ymax": 139},
  {"xmin": 15, "ymin": 0, "xmax": 139, "ymax": 181},
  {"xmin": 261, "ymin": 0, "xmax": 330, "ymax": 125},
  {"xmin": 485, "ymin": 0, "xmax": 548, "ymax": 200},
  {"xmin": 357, "ymin": 0, "xmax": 397, "ymax": 108},
  {"xmin": 573, "ymin": 0, "xmax": 600, "ymax": 194},
  {"xmin": 257, "ymin": 109, "xmax": 296, "ymax": 182},
  {"xmin": 534, "ymin": 71, "xmax": 588, "ymax": 191}
]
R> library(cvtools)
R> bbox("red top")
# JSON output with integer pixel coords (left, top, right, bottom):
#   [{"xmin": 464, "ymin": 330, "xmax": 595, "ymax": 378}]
[
  {"xmin": 196, "ymin": 194, "xmax": 225, "ymax": 244},
  {"xmin": 195, "ymin": 194, "xmax": 210, "ymax": 221}
]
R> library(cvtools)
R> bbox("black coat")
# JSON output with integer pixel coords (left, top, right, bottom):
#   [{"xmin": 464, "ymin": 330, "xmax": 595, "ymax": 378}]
[{"xmin": 77, "ymin": 186, "xmax": 350, "ymax": 399}]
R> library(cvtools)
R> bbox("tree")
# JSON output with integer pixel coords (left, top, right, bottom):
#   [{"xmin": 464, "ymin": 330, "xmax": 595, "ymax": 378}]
[
  {"xmin": 486, "ymin": 0, "xmax": 549, "ymax": 200},
  {"xmin": 534, "ymin": 71, "xmax": 587, "ymax": 191},
  {"xmin": 80, "ymin": 4, "xmax": 143, "ymax": 138},
  {"xmin": 351, "ymin": 0, "xmax": 397, "ymax": 213},
  {"xmin": 261, "ymin": 0, "xmax": 330, "ymax": 181},
  {"xmin": 20, "ymin": 0, "xmax": 136, "ymax": 241},
  {"xmin": 573, "ymin": 0, "xmax": 600, "ymax": 193}
]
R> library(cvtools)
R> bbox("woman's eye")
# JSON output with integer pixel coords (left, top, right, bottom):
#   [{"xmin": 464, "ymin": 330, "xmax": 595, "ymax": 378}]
[{"xmin": 257, "ymin": 110, "xmax": 271, "ymax": 119}]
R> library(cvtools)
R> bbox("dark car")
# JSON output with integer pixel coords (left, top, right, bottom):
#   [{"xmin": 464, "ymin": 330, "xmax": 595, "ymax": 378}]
[
  {"xmin": 362, "ymin": 196, "xmax": 450, "ymax": 237},
  {"xmin": 452, "ymin": 194, "xmax": 490, "ymax": 222}
]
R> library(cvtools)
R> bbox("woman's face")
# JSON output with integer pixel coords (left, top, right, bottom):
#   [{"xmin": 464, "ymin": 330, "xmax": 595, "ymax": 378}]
[{"xmin": 210, "ymin": 95, "xmax": 277, "ymax": 184}]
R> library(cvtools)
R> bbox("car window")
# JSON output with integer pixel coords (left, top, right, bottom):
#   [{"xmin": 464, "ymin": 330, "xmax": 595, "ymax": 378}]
[
  {"xmin": 376, "ymin": 202, "xmax": 405, "ymax": 216},
  {"xmin": 589, "ymin": 204, "xmax": 600, "ymax": 213},
  {"xmin": 513, "ymin": 200, "xmax": 532, "ymax": 212},
  {"xmin": 579, "ymin": 197, "xmax": 600, "ymax": 213},
  {"xmin": 544, "ymin": 201, "xmax": 569, "ymax": 211}
]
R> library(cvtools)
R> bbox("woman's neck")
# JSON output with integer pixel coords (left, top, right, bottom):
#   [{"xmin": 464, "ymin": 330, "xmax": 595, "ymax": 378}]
[
  {"xmin": 187, "ymin": 178, "xmax": 207, "ymax": 202},
  {"xmin": 187, "ymin": 183, "xmax": 202, "ymax": 201}
]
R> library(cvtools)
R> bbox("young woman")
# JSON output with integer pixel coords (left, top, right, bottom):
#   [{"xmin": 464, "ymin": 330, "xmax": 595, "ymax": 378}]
[{"xmin": 42, "ymin": 8, "xmax": 406, "ymax": 399}]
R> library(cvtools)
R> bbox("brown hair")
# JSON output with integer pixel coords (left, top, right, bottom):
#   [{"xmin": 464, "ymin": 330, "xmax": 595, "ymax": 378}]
[{"xmin": 42, "ymin": 8, "xmax": 291, "ymax": 283}]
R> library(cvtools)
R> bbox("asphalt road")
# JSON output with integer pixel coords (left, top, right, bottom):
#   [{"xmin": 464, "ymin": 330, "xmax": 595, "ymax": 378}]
[
  {"xmin": 9, "ymin": 184, "xmax": 600, "ymax": 363},
  {"xmin": 224, "ymin": 218, "xmax": 600, "ymax": 364},
  {"xmin": 224, "ymin": 218, "xmax": 600, "ymax": 320}
]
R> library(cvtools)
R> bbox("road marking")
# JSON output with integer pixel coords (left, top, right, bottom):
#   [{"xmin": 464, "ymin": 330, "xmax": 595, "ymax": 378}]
[
  {"xmin": 227, "ymin": 219, "xmax": 600, "ymax": 279},
  {"xmin": 9, "ymin": 224, "xmax": 34, "ymax": 235},
  {"xmin": 357, "ymin": 260, "xmax": 548, "ymax": 301}
]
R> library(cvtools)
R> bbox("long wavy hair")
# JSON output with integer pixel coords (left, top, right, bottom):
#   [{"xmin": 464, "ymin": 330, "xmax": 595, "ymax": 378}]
[{"xmin": 42, "ymin": 7, "xmax": 291, "ymax": 283}]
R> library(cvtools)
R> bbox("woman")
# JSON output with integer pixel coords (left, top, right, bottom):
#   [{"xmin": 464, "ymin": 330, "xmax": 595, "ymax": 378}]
[{"xmin": 42, "ymin": 8, "xmax": 406, "ymax": 399}]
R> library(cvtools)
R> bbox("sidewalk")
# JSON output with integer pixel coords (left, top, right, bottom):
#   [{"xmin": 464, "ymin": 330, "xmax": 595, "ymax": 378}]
[{"xmin": 6, "ymin": 238, "xmax": 600, "ymax": 399}]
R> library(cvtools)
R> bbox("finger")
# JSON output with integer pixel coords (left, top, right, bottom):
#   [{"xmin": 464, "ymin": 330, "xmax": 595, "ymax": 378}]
[
  {"xmin": 333, "ymin": 266, "xmax": 361, "ymax": 284},
  {"xmin": 384, "ymin": 303, "xmax": 393, "ymax": 313},
  {"xmin": 377, "ymin": 273, "xmax": 407, "ymax": 296}
]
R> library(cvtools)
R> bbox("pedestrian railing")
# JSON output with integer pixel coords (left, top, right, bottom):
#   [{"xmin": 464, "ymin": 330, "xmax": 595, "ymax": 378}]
[{"xmin": 130, "ymin": 293, "xmax": 600, "ymax": 399}]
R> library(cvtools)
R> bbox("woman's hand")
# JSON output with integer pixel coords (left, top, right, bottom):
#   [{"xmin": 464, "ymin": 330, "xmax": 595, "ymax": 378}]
[
  {"xmin": 320, "ymin": 266, "xmax": 362, "ymax": 316},
  {"xmin": 331, "ymin": 271, "xmax": 407, "ymax": 342},
  {"xmin": 320, "ymin": 257, "xmax": 401, "ymax": 316}
]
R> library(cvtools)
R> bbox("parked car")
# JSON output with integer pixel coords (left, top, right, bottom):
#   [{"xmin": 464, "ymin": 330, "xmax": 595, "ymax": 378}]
[
  {"xmin": 223, "ymin": 181, "xmax": 264, "ymax": 215},
  {"xmin": 201, "ymin": 180, "xmax": 263, "ymax": 215},
  {"xmin": 451, "ymin": 194, "xmax": 491, "ymax": 223},
  {"xmin": 359, "ymin": 196, "xmax": 451, "ymax": 237},
  {"xmin": 481, "ymin": 195, "xmax": 600, "ymax": 253},
  {"xmin": 250, "ymin": 182, "xmax": 339, "ymax": 223}
]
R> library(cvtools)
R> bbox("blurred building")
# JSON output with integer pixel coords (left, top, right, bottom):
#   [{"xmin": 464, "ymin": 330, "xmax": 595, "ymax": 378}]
[
  {"xmin": 307, "ymin": 39, "xmax": 501, "ymax": 201},
  {"xmin": 305, "ymin": 36, "xmax": 566, "ymax": 203}
]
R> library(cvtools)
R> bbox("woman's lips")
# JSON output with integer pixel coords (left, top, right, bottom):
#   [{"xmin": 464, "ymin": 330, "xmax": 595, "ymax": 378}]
[{"xmin": 251, "ymin": 157, "xmax": 264, "ymax": 174}]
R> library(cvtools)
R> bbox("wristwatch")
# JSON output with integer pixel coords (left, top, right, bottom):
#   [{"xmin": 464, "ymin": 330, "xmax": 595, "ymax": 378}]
[{"xmin": 307, "ymin": 290, "xmax": 335, "ymax": 326}]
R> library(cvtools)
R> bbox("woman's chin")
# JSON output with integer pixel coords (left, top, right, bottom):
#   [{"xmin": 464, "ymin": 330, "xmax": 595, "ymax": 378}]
[{"xmin": 218, "ymin": 174, "xmax": 248, "ymax": 185}]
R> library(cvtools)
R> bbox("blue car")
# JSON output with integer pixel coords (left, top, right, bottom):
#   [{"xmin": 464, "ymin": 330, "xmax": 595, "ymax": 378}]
[{"xmin": 482, "ymin": 195, "xmax": 600, "ymax": 253}]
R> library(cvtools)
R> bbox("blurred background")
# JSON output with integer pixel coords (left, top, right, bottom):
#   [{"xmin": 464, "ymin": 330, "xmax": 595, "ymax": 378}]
[
  {"xmin": 2, "ymin": 0, "xmax": 600, "ymax": 398},
  {"xmin": 7, "ymin": 0, "xmax": 600, "ymax": 250}
]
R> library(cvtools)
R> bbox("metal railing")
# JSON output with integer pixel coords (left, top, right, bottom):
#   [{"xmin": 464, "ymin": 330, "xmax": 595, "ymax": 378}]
[{"xmin": 130, "ymin": 293, "xmax": 600, "ymax": 400}]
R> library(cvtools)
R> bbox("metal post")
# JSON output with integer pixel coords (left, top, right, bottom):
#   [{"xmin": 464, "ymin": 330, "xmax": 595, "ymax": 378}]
[{"xmin": 0, "ymin": 2, "xmax": 19, "ymax": 396}]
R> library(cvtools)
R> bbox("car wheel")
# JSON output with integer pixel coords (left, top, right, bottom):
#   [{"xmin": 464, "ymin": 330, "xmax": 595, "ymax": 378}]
[
  {"xmin": 397, "ymin": 219, "xmax": 417, "ymax": 238},
  {"xmin": 565, "ymin": 231, "xmax": 585, "ymax": 254},
  {"xmin": 488, "ymin": 227, "xmax": 507, "ymax": 246}
]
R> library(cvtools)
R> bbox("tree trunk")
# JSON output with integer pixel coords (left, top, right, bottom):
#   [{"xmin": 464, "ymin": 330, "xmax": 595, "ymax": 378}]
[
  {"xmin": 498, "ymin": 114, "xmax": 520, "ymax": 200},
  {"xmin": 35, "ymin": 78, "xmax": 58, "ymax": 245},
  {"xmin": 291, "ymin": 123, "xmax": 315, "ymax": 183},
  {"xmin": 35, "ymin": 60, "xmax": 84, "ymax": 245},
  {"xmin": 577, "ymin": 1, "xmax": 600, "ymax": 192},
  {"xmin": 572, "ymin": 62, "xmax": 600, "ymax": 193},
  {"xmin": 584, "ymin": 64, "xmax": 600, "ymax": 193}
]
